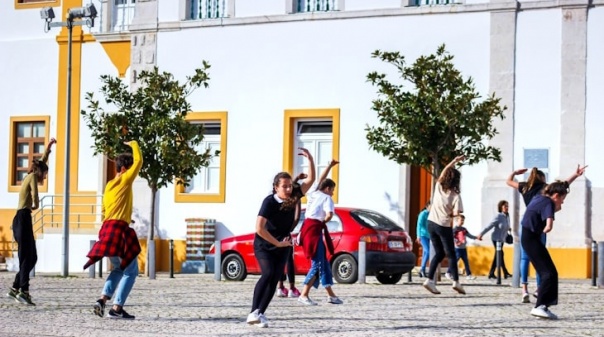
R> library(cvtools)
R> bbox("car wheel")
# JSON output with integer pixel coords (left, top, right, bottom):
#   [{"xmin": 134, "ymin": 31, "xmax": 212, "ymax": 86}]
[
  {"xmin": 375, "ymin": 273, "xmax": 403, "ymax": 285},
  {"xmin": 221, "ymin": 253, "xmax": 247, "ymax": 281},
  {"xmin": 332, "ymin": 254, "xmax": 358, "ymax": 284}
]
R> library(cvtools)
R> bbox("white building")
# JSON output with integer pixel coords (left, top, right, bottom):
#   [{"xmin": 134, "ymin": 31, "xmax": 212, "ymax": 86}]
[{"xmin": 0, "ymin": 0, "xmax": 602, "ymax": 278}]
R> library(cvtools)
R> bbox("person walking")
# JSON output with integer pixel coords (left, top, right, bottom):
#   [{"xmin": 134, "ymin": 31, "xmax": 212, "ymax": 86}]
[
  {"xmin": 84, "ymin": 140, "xmax": 143, "ymax": 319},
  {"xmin": 521, "ymin": 180, "xmax": 570, "ymax": 319},
  {"xmin": 422, "ymin": 155, "xmax": 466, "ymax": 295},
  {"xmin": 7, "ymin": 138, "xmax": 56, "ymax": 306},
  {"xmin": 478, "ymin": 200, "xmax": 512, "ymax": 280},
  {"xmin": 507, "ymin": 165, "xmax": 586, "ymax": 302},
  {"xmin": 297, "ymin": 159, "xmax": 341, "ymax": 306},
  {"xmin": 415, "ymin": 201, "xmax": 431, "ymax": 278},
  {"xmin": 246, "ymin": 148, "xmax": 316, "ymax": 328}
]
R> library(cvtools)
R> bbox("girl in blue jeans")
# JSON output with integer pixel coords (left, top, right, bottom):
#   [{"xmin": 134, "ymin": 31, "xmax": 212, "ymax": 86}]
[{"xmin": 416, "ymin": 201, "xmax": 431, "ymax": 278}]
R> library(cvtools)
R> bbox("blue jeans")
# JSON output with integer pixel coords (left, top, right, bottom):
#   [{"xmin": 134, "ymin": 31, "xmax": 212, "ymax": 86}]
[
  {"xmin": 447, "ymin": 248, "xmax": 472, "ymax": 276},
  {"xmin": 102, "ymin": 256, "xmax": 139, "ymax": 306},
  {"xmin": 303, "ymin": 238, "xmax": 333, "ymax": 289},
  {"xmin": 520, "ymin": 232, "xmax": 546, "ymax": 286},
  {"xmin": 419, "ymin": 236, "xmax": 430, "ymax": 272}
]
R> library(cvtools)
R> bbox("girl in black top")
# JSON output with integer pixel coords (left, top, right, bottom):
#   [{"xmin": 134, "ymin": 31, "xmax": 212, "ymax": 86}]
[{"xmin": 246, "ymin": 148, "xmax": 315, "ymax": 328}]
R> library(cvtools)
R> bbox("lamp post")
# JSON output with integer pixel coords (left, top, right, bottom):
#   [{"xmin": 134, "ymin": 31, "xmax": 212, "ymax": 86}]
[{"xmin": 41, "ymin": 4, "xmax": 97, "ymax": 277}]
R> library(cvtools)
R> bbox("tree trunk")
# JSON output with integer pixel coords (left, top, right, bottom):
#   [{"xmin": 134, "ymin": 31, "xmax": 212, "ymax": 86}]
[{"xmin": 146, "ymin": 186, "xmax": 157, "ymax": 279}]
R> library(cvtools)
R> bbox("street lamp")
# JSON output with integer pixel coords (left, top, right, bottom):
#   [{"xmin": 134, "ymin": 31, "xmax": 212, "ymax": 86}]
[{"xmin": 41, "ymin": 4, "xmax": 97, "ymax": 277}]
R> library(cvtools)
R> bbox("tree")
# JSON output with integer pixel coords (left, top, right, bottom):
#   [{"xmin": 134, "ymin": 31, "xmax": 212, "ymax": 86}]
[
  {"xmin": 81, "ymin": 62, "xmax": 217, "ymax": 279},
  {"xmin": 366, "ymin": 45, "xmax": 506, "ymax": 180}
]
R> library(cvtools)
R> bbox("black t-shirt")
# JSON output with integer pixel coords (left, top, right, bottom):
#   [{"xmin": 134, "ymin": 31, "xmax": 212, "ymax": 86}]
[
  {"xmin": 254, "ymin": 185, "xmax": 303, "ymax": 252},
  {"xmin": 518, "ymin": 181, "xmax": 546, "ymax": 206},
  {"xmin": 521, "ymin": 194, "xmax": 555, "ymax": 234}
]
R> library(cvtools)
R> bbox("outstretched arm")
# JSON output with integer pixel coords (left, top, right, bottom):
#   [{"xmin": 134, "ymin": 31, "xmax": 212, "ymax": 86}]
[
  {"xmin": 565, "ymin": 164, "xmax": 588, "ymax": 186},
  {"xmin": 438, "ymin": 155, "xmax": 465, "ymax": 182},
  {"xmin": 39, "ymin": 137, "xmax": 57, "ymax": 164},
  {"xmin": 298, "ymin": 148, "xmax": 316, "ymax": 195},
  {"xmin": 506, "ymin": 168, "xmax": 528, "ymax": 189},
  {"xmin": 313, "ymin": 159, "xmax": 339, "ymax": 192}
]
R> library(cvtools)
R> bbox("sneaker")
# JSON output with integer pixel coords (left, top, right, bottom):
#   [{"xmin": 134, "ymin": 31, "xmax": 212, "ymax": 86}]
[
  {"xmin": 7, "ymin": 288, "xmax": 19, "ymax": 302},
  {"xmin": 288, "ymin": 287, "xmax": 301, "ymax": 298},
  {"xmin": 246, "ymin": 309, "xmax": 260, "ymax": 324},
  {"xmin": 327, "ymin": 296, "xmax": 343, "ymax": 304},
  {"xmin": 255, "ymin": 313, "xmax": 269, "ymax": 328},
  {"xmin": 422, "ymin": 279, "xmax": 441, "ymax": 294},
  {"xmin": 106, "ymin": 308, "xmax": 135, "ymax": 319},
  {"xmin": 445, "ymin": 272, "xmax": 452, "ymax": 280},
  {"xmin": 298, "ymin": 296, "xmax": 318, "ymax": 306},
  {"xmin": 276, "ymin": 287, "xmax": 288, "ymax": 298},
  {"xmin": 533, "ymin": 290, "xmax": 539, "ymax": 299},
  {"xmin": 466, "ymin": 275, "xmax": 476, "ymax": 280},
  {"xmin": 93, "ymin": 299, "xmax": 106, "ymax": 317},
  {"xmin": 530, "ymin": 305, "xmax": 558, "ymax": 319},
  {"xmin": 16, "ymin": 291, "xmax": 35, "ymax": 306},
  {"xmin": 452, "ymin": 281, "xmax": 466, "ymax": 295},
  {"xmin": 522, "ymin": 293, "xmax": 530, "ymax": 304}
]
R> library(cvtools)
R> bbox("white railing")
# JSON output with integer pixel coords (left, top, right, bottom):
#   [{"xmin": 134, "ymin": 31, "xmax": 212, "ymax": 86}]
[
  {"xmin": 297, "ymin": 0, "xmax": 339, "ymax": 12},
  {"xmin": 191, "ymin": 0, "xmax": 228, "ymax": 20}
]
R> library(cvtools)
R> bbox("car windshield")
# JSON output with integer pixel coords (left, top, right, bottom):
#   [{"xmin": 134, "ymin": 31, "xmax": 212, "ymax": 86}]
[{"xmin": 350, "ymin": 209, "xmax": 404, "ymax": 231}]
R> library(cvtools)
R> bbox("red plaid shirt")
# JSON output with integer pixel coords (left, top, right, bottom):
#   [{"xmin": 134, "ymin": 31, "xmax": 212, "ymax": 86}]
[{"xmin": 84, "ymin": 219, "xmax": 141, "ymax": 270}]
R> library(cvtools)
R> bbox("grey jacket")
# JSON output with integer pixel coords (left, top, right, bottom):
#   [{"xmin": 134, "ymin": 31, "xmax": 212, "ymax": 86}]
[{"xmin": 480, "ymin": 213, "xmax": 510, "ymax": 242}]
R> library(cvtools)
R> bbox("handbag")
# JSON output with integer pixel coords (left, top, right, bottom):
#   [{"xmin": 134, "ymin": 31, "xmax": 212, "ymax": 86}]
[{"xmin": 505, "ymin": 231, "xmax": 513, "ymax": 245}]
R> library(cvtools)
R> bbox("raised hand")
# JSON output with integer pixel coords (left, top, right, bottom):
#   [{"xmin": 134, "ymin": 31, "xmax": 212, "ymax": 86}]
[
  {"xmin": 576, "ymin": 165, "xmax": 588, "ymax": 176},
  {"xmin": 514, "ymin": 168, "xmax": 528, "ymax": 175},
  {"xmin": 297, "ymin": 147, "xmax": 311, "ymax": 158}
]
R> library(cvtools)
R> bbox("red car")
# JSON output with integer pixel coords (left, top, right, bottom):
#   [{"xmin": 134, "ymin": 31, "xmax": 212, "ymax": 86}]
[{"xmin": 206, "ymin": 207, "xmax": 416, "ymax": 284}]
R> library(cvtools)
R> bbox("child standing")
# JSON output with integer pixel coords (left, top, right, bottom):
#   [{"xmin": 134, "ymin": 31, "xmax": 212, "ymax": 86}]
[{"xmin": 445, "ymin": 215, "xmax": 478, "ymax": 280}]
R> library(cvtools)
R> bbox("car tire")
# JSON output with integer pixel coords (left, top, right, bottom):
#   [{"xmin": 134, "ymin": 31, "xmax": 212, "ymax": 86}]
[
  {"xmin": 375, "ymin": 273, "xmax": 403, "ymax": 285},
  {"xmin": 332, "ymin": 254, "xmax": 358, "ymax": 284},
  {"xmin": 221, "ymin": 253, "xmax": 247, "ymax": 281}
]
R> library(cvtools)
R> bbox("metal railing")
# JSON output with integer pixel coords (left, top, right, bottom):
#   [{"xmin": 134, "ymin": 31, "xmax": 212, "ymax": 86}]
[
  {"xmin": 10, "ymin": 194, "xmax": 103, "ymax": 251},
  {"xmin": 297, "ymin": 0, "xmax": 339, "ymax": 12},
  {"xmin": 190, "ymin": 0, "xmax": 228, "ymax": 20}
]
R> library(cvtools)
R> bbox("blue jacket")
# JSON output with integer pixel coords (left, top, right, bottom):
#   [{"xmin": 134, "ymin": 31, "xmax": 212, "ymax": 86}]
[
  {"xmin": 416, "ymin": 209, "xmax": 430, "ymax": 239},
  {"xmin": 480, "ymin": 213, "xmax": 510, "ymax": 242}
]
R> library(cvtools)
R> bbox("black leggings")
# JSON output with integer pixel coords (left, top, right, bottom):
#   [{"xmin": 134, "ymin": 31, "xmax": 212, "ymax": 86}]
[
  {"xmin": 251, "ymin": 248, "xmax": 288, "ymax": 314},
  {"xmin": 521, "ymin": 227, "xmax": 558, "ymax": 307},
  {"xmin": 489, "ymin": 240, "xmax": 510, "ymax": 276},
  {"xmin": 280, "ymin": 247, "xmax": 295, "ymax": 284},
  {"xmin": 12, "ymin": 209, "xmax": 37, "ymax": 292},
  {"xmin": 427, "ymin": 221, "xmax": 459, "ymax": 281}
]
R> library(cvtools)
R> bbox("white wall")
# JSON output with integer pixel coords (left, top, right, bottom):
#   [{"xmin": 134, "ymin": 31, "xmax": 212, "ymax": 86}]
[
  {"xmin": 344, "ymin": 0, "xmax": 401, "ymax": 11},
  {"xmin": 153, "ymin": 11, "xmax": 490, "ymax": 238},
  {"xmin": 514, "ymin": 9, "xmax": 561, "ymax": 179},
  {"xmin": 234, "ymin": 0, "xmax": 287, "ymax": 17},
  {"xmin": 586, "ymin": 7, "xmax": 604, "ymax": 187}
]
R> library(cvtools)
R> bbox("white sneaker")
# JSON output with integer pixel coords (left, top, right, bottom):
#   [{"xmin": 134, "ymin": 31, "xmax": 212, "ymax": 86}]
[
  {"xmin": 327, "ymin": 296, "xmax": 343, "ymax": 304},
  {"xmin": 466, "ymin": 275, "xmax": 476, "ymax": 280},
  {"xmin": 522, "ymin": 293, "xmax": 530, "ymax": 304},
  {"xmin": 255, "ymin": 313, "xmax": 269, "ymax": 328},
  {"xmin": 422, "ymin": 279, "xmax": 441, "ymax": 294},
  {"xmin": 298, "ymin": 296, "xmax": 318, "ymax": 306},
  {"xmin": 530, "ymin": 305, "xmax": 558, "ymax": 319},
  {"xmin": 452, "ymin": 281, "xmax": 466, "ymax": 295},
  {"xmin": 246, "ymin": 309, "xmax": 260, "ymax": 324},
  {"xmin": 445, "ymin": 272, "xmax": 452, "ymax": 280}
]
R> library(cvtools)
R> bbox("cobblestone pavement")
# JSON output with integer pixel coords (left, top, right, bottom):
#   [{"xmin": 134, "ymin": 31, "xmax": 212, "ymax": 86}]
[{"xmin": 0, "ymin": 272, "xmax": 602, "ymax": 337}]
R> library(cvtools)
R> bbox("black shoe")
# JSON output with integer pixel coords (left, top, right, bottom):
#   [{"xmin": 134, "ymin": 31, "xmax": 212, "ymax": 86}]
[
  {"xmin": 93, "ymin": 299, "xmax": 106, "ymax": 318},
  {"xmin": 418, "ymin": 270, "xmax": 425, "ymax": 278},
  {"xmin": 107, "ymin": 308, "xmax": 135, "ymax": 319},
  {"xmin": 504, "ymin": 273, "xmax": 513, "ymax": 279},
  {"xmin": 488, "ymin": 275, "xmax": 496, "ymax": 280}
]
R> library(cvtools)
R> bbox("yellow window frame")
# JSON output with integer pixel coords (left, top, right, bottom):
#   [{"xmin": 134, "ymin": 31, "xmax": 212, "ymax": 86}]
[
  {"xmin": 15, "ymin": 0, "xmax": 60, "ymax": 10},
  {"xmin": 174, "ymin": 111, "xmax": 228, "ymax": 203},
  {"xmin": 283, "ymin": 108, "xmax": 340, "ymax": 204},
  {"xmin": 8, "ymin": 116, "xmax": 51, "ymax": 193}
]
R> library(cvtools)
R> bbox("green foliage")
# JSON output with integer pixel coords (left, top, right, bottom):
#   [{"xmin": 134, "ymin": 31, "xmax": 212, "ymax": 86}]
[
  {"xmin": 81, "ymin": 61, "xmax": 217, "ymax": 191},
  {"xmin": 366, "ymin": 45, "xmax": 506, "ymax": 177}
]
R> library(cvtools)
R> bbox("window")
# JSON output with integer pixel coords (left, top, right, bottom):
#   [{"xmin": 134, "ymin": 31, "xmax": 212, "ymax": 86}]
[
  {"xmin": 523, "ymin": 148, "xmax": 549, "ymax": 181},
  {"xmin": 113, "ymin": 0, "xmax": 136, "ymax": 32},
  {"xmin": 14, "ymin": 0, "xmax": 60, "ymax": 9},
  {"xmin": 190, "ymin": 0, "xmax": 229, "ymax": 20},
  {"xmin": 292, "ymin": 210, "xmax": 343, "ymax": 233},
  {"xmin": 9, "ymin": 116, "xmax": 50, "ymax": 193},
  {"xmin": 283, "ymin": 109, "xmax": 340, "ymax": 203},
  {"xmin": 296, "ymin": 0, "xmax": 339, "ymax": 12},
  {"xmin": 175, "ymin": 112, "xmax": 227, "ymax": 203}
]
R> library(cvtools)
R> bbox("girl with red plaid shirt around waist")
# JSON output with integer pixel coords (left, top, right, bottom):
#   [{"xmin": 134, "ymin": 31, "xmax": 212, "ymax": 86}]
[{"xmin": 85, "ymin": 140, "xmax": 142, "ymax": 320}]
